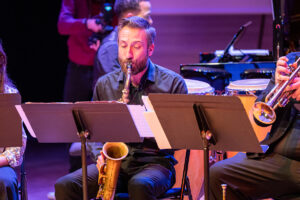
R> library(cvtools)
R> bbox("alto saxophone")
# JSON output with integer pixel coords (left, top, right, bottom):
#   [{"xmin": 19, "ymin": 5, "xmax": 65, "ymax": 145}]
[
  {"xmin": 96, "ymin": 62, "xmax": 132, "ymax": 200},
  {"xmin": 96, "ymin": 143, "xmax": 129, "ymax": 200}
]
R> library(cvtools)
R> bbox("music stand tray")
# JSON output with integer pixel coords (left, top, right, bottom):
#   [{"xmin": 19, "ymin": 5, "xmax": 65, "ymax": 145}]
[
  {"xmin": 16, "ymin": 102, "xmax": 153, "ymax": 143},
  {"xmin": 146, "ymin": 94, "xmax": 263, "ymax": 153}
]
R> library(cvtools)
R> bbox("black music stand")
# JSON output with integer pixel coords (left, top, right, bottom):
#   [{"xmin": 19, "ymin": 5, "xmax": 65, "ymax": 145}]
[
  {"xmin": 17, "ymin": 102, "xmax": 149, "ymax": 200},
  {"xmin": 146, "ymin": 94, "xmax": 263, "ymax": 200},
  {"xmin": 0, "ymin": 93, "xmax": 22, "ymax": 147}
]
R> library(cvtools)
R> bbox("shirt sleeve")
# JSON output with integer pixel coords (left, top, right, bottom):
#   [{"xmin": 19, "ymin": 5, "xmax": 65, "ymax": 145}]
[
  {"xmin": 2, "ymin": 126, "xmax": 27, "ymax": 168},
  {"xmin": 93, "ymin": 41, "xmax": 119, "ymax": 86},
  {"xmin": 57, "ymin": 0, "xmax": 90, "ymax": 35},
  {"xmin": 172, "ymin": 76, "xmax": 188, "ymax": 95}
]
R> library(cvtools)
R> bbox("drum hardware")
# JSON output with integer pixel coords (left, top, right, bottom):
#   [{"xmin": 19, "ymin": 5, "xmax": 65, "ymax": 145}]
[{"xmin": 221, "ymin": 184, "xmax": 227, "ymax": 200}]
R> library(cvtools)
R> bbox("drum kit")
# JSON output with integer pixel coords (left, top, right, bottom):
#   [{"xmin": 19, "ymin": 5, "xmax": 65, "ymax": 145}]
[{"xmin": 183, "ymin": 71, "xmax": 272, "ymax": 97}]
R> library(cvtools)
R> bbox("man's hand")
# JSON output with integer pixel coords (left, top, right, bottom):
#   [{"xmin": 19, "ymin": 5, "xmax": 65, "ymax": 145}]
[
  {"xmin": 96, "ymin": 151, "xmax": 105, "ymax": 171},
  {"xmin": 275, "ymin": 56, "xmax": 290, "ymax": 84},
  {"xmin": 86, "ymin": 19, "xmax": 102, "ymax": 33},
  {"xmin": 276, "ymin": 56, "xmax": 300, "ymax": 101},
  {"xmin": 89, "ymin": 39, "xmax": 100, "ymax": 51}
]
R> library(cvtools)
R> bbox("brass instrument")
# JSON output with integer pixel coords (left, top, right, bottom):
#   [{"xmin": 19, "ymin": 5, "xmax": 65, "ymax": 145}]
[
  {"xmin": 252, "ymin": 57, "xmax": 300, "ymax": 126},
  {"xmin": 96, "ymin": 142, "xmax": 129, "ymax": 200},
  {"xmin": 221, "ymin": 184, "xmax": 227, "ymax": 200},
  {"xmin": 96, "ymin": 63, "xmax": 132, "ymax": 199},
  {"xmin": 119, "ymin": 62, "xmax": 132, "ymax": 104}
]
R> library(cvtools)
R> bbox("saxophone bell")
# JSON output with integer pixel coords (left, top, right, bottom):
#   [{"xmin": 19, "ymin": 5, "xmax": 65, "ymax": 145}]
[{"xmin": 96, "ymin": 142, "xmax": 129, "ymax": 200}]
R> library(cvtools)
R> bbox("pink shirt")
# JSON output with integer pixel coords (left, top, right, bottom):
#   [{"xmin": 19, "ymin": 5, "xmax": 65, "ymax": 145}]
[{"xmin": 57, "ymin": 0, "xmax": 101, "ymax": 66}]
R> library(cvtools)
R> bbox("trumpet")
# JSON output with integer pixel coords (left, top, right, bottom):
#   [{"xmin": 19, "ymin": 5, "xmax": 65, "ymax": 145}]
[{"xmin": 252, "ymin": 57, "xmax": 300, "ymax": 126}]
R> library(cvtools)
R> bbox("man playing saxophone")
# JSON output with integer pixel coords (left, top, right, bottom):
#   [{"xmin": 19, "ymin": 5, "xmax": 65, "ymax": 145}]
[
  {"xmin": 209, "ymin": 53, "xmax": 300, "ymax": 200},
  {"xmin": 55, "ymin": 16, "xmax": 187, "ymax": 200}
]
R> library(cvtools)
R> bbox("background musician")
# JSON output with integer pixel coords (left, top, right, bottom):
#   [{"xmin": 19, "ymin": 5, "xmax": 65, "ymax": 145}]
[
  {"xmin": 209, "ymin": 53, "xmax": 300, "ymax": 199},
  {"xmin": 54, "ymin": 16, "xmax": 187, "ymax": 200},
  {"xmin": 0, "ymin": 41, "xmax": 27, "ymax": 200}
]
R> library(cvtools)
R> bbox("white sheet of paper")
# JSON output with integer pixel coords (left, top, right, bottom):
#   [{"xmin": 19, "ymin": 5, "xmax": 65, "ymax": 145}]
[
  {"xmin": 127, "ymin": 105, "xmax": 154, "ymax": 138},
  {"xmin": 142, "ymin": 96, "xmax": 154, "ymax": 112},
  {"xmin": 143, "ymin": 110, "xmax": 171, "ymax": 149},
  {"xmin": 15, "ymin": 105, "xmax": 36, "ymax": 138}
]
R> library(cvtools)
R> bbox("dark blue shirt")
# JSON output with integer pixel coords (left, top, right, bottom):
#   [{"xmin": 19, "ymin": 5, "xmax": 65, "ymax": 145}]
[
  {"xmin": 93, "ymin": 27, "xmax": 119, "ymax": 87},
  {"xmin": 92, "ymin": 59, "xmax": 188, "ymax": 173}
]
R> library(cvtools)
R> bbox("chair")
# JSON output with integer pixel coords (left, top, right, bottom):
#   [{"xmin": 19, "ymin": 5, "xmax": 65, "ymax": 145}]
[
  {"xmin": 19, "ymin": 155, "xmax": 28, "ymax": 200},
  {"xmin": 115, "ymin": 150, "xmax": 192, "ymax": 200}
]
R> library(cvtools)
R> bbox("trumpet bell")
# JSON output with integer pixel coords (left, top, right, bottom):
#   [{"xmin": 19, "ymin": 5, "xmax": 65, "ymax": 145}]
[{"xmin": 252, "ymin": 102, "xmax": 276, "ymax": 127}]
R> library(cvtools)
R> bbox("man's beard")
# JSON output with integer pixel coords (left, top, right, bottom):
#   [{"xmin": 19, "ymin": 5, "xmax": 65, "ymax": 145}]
[{"xmin": 119, "ymin": 56, "xmax": 148, "ymax": 75}]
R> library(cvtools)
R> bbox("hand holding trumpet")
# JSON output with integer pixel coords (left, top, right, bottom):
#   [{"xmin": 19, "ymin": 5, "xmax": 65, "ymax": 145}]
[{"xmin": 276, "ymin": 56, "xmax": 300, "ymax": 101}]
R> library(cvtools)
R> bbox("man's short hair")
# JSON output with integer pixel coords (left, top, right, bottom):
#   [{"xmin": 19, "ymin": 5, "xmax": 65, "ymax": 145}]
[
  {"xmin": 118, "ymin": 16, "xmax": 156, "ymax": 46},
  {"xmin": 114, "ymin": 0, "xmax": 150, "ymax": 17}
]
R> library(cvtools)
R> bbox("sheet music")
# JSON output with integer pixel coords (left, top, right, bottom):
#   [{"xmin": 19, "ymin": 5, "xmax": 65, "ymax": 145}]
[
  {"xmin": 15, "ymin": 105, "xmax": 36, "ymax": 138},
  {"xmin": 143, "ymin": 110, "xmax": 171, "ymax": 149},
  {"xmin": 142, "ymin": 96, "xmax": 154, "ymax": 111},
  {"xmin": 127, "ymin": 105, "xmax": 154, "ymax": 138}
]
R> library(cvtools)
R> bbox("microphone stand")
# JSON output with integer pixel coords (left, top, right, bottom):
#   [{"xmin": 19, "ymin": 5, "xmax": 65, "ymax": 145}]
[{"xmin": 219, "ymin": 21, "xmax": 252, "ymax": 63}]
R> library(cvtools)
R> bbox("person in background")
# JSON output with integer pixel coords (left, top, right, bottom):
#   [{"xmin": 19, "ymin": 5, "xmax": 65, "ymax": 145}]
[
  {"xmin": 58, "ymin": 0, "xmax": 105, "ymax": 172},
  {"xmin": 55, "ymin": 16, "xmax": 187, "ymax": 200},
  {"xmin": 0, "ymin": 40, "xmax": 27, "ymax": 200}
]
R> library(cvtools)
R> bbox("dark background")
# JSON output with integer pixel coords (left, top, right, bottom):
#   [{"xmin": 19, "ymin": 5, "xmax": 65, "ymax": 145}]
[{"xmin": 0, "ymin": 0, "xmax": 68, "ymax": 103}]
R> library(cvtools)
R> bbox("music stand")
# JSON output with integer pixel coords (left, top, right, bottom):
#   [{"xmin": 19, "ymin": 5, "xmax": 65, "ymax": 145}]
[
  {"xmin": 146, "ymin": 94, "xmax": 263, "ymax": 200},
  {"xmin": 0, "ymin": 93, "xmax": 22, "ymax": 147},
  {"xmin": 16, "ymin": 101, "xmax": 150, "ymax": 200}
]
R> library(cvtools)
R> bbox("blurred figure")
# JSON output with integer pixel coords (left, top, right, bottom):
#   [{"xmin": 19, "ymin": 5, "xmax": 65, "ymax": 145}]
[{"xmin": 0, "ymin": 41, "xmax": 27, "ymax": 200}]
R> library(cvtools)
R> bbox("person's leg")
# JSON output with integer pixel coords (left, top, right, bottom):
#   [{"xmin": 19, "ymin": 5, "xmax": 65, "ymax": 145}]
[
  {"xmin": 63, "ymin": 62, "xmax": 94, "ymax": 102},
  {"xmin": 210, "ymin": 152, "xmax": 300, "ymax": 200},
  {"xmin": 127, "ymin": 164, "xmax": 175, "ymax": 200},
  {"xmin": 0, "ymin": 166, "xmax": 18, "ymax": 200},
  {"xmin": 55, "ymin": 164, "xmax": 99, "ymax": 200}
]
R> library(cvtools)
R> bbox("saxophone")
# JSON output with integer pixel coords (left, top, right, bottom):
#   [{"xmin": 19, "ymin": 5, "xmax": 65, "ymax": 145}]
[
  {"xmin": 96, "ymin": 143, "xmax": 129, "ymax": 200},
  {"xmin": 120, "ymin": 62, "xmax": 132, "ymax": 103},
  {"xmin": 95, "ymin": 62, "xmax": 132, "ymax": 200}
]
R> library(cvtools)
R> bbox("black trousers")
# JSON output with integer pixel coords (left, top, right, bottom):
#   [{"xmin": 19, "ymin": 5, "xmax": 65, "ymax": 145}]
[
  {"xmin": 0, "ymin": 166, "xmax": 18, "ymax": 200},
  {"xmin": 55, "ymin": 163, "xmax": 175, "ymax": 200},
  {"xmin": 63, "ymin": 61, "xmax": 94, "ymax": 102},
  {"xmin": 209, "ymin": 152, "xmax": 300, "ymax": 200}
]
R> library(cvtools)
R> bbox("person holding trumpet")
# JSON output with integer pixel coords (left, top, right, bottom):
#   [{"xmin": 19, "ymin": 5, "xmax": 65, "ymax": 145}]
[
  {"xmin": 55, "ymin": 16, "xmax": 187, "ymax": 200},
  {"xmin": 209, "ymin": 54, "xmax": 300, "ymax": 200}
]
